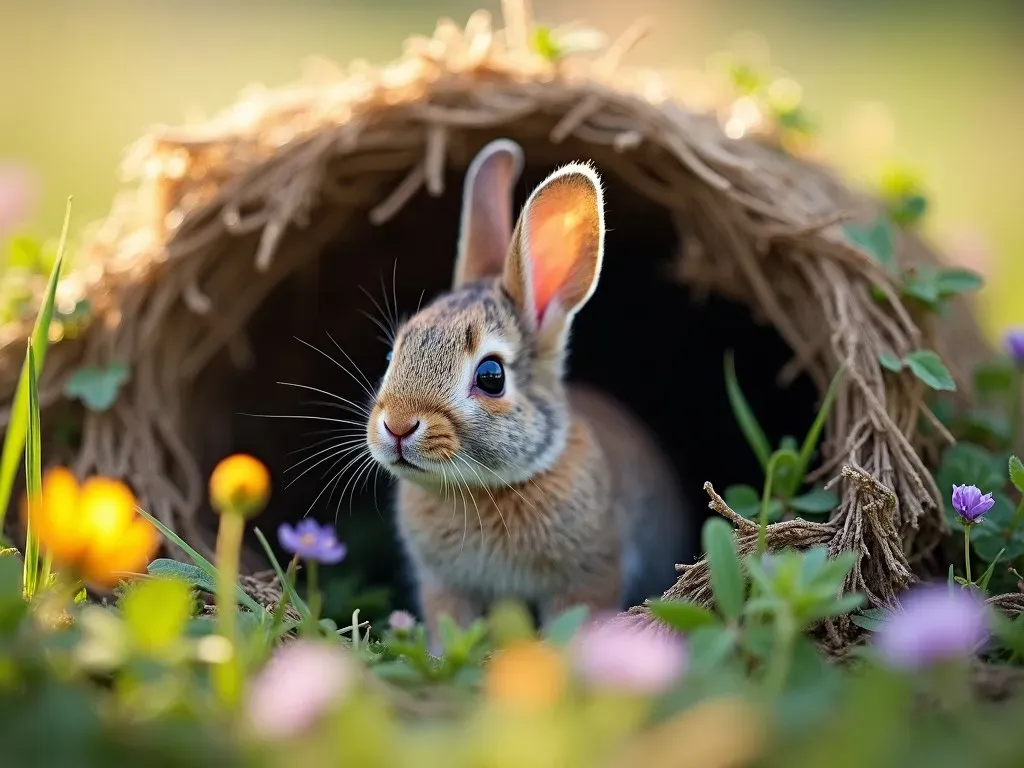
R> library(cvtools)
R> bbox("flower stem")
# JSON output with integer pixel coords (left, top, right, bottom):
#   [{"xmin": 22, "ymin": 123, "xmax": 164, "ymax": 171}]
[
  {"xmin": 304, "ymin": 560, "xmax": 321, "ymax": 636},
  {"xmin": 758, "ymin": 454, "xmax": 782, "ymax": 557},
  {"xmin": 213, "ymin": 510, "xmax": 245, "ymax": 709},
  {"xmin": 765, "ymin": 609, "xmax": 795, "ymax": 696},
  {"xmin": 963, "ymin": 523, "xmax": 973, "ymax": 585},
  {"xmin": 1012, "ymin": 366, "xmax": 1023, "ymax": 454}
]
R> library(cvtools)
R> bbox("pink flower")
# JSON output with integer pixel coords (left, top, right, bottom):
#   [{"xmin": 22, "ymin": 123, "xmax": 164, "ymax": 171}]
[
  {"xmin": 246, "ymin": 640, "xmax": 355, "ymax": 738},
  {"xmin": 0, "ymin": 163, "xmax": 38, "ymax": 238},
  {"xmin": 388, "ymin": 610, "xmax": 416, "ymax": 633},
  {"xmin": 571, "ymin": 612, "xmax": 687, "ymax": 694},
  {"xmin": 874, "ymin": 584, "xmax": 990, "ymax": 670}
]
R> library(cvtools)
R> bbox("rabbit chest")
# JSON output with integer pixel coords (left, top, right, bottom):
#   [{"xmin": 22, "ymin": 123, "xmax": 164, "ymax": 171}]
[{"xmin": 394, "ymin": 422, "xmax": 622, "ymax": 601}]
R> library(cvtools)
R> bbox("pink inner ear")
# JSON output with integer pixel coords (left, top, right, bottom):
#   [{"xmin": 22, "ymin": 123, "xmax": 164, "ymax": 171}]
[{"xmin": 528, "ymin": 196, "xmax": 585, "ymax": 321}]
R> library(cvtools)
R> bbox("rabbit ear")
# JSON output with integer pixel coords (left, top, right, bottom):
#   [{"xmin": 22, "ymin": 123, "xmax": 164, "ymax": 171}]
[
  {"xmin": 504, "ymin": 161, "xmax": 604, "ymax": 335},
  {"xmin": 453, "ymin": 139, "xmax": 525, "ymax": 288}
]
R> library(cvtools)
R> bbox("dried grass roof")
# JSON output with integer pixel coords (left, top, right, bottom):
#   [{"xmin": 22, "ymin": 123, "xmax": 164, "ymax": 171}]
[{"xmin": 0, "ymin": 2, "xmax": 996, "ymax": 645}]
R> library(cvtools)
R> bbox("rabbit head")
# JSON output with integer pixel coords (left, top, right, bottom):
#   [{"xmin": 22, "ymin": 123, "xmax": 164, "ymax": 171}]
[{"xmin": 366, "ymin": 139, "xmax": 605, "ymax": 488}]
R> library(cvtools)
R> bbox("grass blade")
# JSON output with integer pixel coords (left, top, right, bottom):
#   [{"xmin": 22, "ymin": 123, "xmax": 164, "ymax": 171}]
[
  {"xmin": 796, "ymin": 364, "xmax": 845, "ymax": 483},
  {"xmin": 22, "ymin": 342, "xmax": 42, "ymax": 598},
  {"xmin": 724, "ymin": 350, "xmax": 771, "ymax": 470},
  {"xmin": 0, "ymin": 199, "xmax": 72, "ymax": 538},
  {"xmin": 252, "ymin": 527, "xmax": 313, "ymax": 625},
  {"xmin": 134, "ymin": 505, "xmax": 266, "ymax": 617}
]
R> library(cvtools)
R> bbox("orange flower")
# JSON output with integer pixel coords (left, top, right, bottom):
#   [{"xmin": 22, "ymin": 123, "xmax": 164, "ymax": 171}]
[
  {"xmin": 209, "ymin": 454, "xmax": 271, "ymax": 518},
  {"xmin": 31, "ymin": 467, "xmax": 159, "ymax": 589},
  {"xmin": 485, "ymin": 640, "xmax": 568, "ymax": 713}
]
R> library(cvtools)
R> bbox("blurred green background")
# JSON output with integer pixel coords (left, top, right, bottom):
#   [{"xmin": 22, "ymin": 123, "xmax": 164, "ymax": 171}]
[{"xmin": 1, "ymin": 0, "xmax": 1021, "ymax": 334}]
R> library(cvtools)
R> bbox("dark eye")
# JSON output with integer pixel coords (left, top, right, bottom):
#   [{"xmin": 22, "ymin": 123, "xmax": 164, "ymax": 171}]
[
  {"xmin": 386, "ymin": 350, "xmax": 393, "ymax": 362},
  {"xmin": 473, "ymin": 357, "xmax": 505, "ymax": 397}
]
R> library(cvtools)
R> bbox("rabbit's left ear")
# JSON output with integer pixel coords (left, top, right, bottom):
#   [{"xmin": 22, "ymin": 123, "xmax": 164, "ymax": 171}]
[
  {"xmin": 503, "ymin": 162, "xmax": 604, "ymax": 335},
  {"xmin": 453, "ymin": 139, "xmax": 525, "ymax": 288}
]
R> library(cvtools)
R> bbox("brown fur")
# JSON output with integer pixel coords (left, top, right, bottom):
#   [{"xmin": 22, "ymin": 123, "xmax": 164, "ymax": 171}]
[{"xmin": 365, "ymin": 140, "xmax": 688, "ymax": 648}]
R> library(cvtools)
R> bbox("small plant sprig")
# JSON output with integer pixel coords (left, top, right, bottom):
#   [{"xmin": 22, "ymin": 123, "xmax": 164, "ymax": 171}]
[
  {"xmin": 723, "ymin": 350, "xmax": 844, "ymax": 531},
  {"xmin": 926, "ymin": 332, "xmax": 1024, "ymax": 595},
  {"xmin": 844, "ymin": 213, "xmax": 982, "ymax": 326},
  {"xmin": 649, "ymin": 517, "xmax": 863, "ymax": 697}
]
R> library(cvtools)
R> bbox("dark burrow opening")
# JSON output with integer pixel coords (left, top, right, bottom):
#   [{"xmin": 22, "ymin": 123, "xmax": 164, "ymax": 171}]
[{"xmin": 195, "ymin": 159, "xmax": 820, "ymax": 627}]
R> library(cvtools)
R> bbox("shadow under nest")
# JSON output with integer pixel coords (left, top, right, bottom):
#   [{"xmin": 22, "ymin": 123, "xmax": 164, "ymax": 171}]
[{"xmin": 192, "ymin": 158, "xmax": 819, "ymax": 625}]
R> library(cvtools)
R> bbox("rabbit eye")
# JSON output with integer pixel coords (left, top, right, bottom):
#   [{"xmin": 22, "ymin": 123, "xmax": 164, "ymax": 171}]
[
  {"xmin": 386, "ymin": 350, "xmax": 393, "ymax": 362},
  {"xmin": 473, "ymin": 357, "xmax": 505, "ymax": 397}
]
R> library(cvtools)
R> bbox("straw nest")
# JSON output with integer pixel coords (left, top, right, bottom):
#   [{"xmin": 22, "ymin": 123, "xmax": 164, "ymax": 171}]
[{"xmin": 0, "ymin": 3, "xmax": 996, "ymax": 645}]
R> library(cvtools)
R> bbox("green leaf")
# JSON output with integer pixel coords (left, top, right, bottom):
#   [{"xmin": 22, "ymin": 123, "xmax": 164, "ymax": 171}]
[
  {"xmin": 1010, "ymin": 456, "xmax": 1024, "ymax": 495},
  {"xmin": 849, "ymin": 607, "xmax": 891, "ymax": 632},
  {"xmin": 905, "ymin": 350, "xmax": 956, "ymax": 391},
  {"xmin": 146, "ymin": 558, "xmax": 216, "ymax": 593},
  {"xmin": 0, "ymin": 555, "xmax": 28, "ymax": 633},
  {"xmin": 977, "ymin": 548, "xmax": 1005, "ymax": 592},
  {"xmin": 969, "ymin": 497, "xmax": 1024, "ymax": 561},
  {"xmin": 878, "ymin": 352, "xmax": 904, "ymax": 372},
  {"xmin": 649, "ymin": 599, "xmax": 718, "ymax": 632},
  {"xmin": 685, "ymin": 625, "xmax": 738, "ymax": 674},
  {"xmin": 768, "ymin": 449, "xmax": 802, "ymax": 501},
  {"xmin": 936, "ymin": 443, "xmax": 1006, "ymax": 505},
  {"xmin": 122, "ymin": 577, "xmax": 192, "ymax": 654},
  {"xmin": 22, "ymin": 342, "xmax": 42, "ymax": 598},
  {"xmin": 795, "ymin": 365, "xmax": 844, "ymax": 490},
  {"xmin": 797, "ymin": 546, "xmax": 830, "ymax": 585},
  {"xmin": 935, "ymin": 268, "xmax": 983, "ymax": 298},
  {"xmin": 789, "ymin": 488, "xmax": 839, "ymax": 514},
  {"xmin": 724, "ymin": 350, "xmax": 772, "ymax": 470},
  {"xmin": 843, "ymin": 218, "xmax": 895, "ymax": 272},
  {"xmin": 541, "ymin": 605, "xmax": 589, "ymax": 646},
  {"xmin": 134, "ymin": 505, "xmax": 266, "ymax": 617},
  {"xmin": 702, "ymin": 517, "xmax": 745, "ymax": 622},
  {"xmin": 724, "ymin": 484, "xmax": 760, "ymax": 517},
  {"xmin": 63, "ymin": 361, "xmax": 130, "ymax": 412},
  {"xmin": 901, "ymin": 266, "xmax": 940, "ymax": 307},
  {"xmin": 974, "ymin": 359, "xmax": 1016, "ymax": 397},
  {"xmin": 805, "ymin": 593, "xmax": 866, "ymax": 622},
  {"xmin": 0, "ymin": 200, "xmax": 72, "ymax": 539},
  {"xmin": 888, "ymin": 193, "xmax": 928, "ymax": 226}
]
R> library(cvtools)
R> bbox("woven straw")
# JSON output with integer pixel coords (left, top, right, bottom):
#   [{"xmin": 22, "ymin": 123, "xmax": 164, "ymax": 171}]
[{"xmin": 0, "ymin": 2, "xmax": 995, "ymax": 645}]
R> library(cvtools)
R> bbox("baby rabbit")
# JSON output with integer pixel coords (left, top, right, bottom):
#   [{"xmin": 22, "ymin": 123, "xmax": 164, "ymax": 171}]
[{"xmin": 365, "ymin": 139, "xmax": 687, "ymax": 642}]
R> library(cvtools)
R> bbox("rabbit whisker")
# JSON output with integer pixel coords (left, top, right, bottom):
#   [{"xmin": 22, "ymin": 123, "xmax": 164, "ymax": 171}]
[
  {"xmin": 460, "ymin": 453, "xmax": 539, "ymax": 512},
  {"xmin": 285, "ymin": 442, "xmax": 366, "ymax": 489},
  {"xmin": 292, "ymin": 337, "xmax": 377, "ymax": 404},
  {"xmin": 452, "ymin": 453, "xmax": 509, "ymax": 541}
]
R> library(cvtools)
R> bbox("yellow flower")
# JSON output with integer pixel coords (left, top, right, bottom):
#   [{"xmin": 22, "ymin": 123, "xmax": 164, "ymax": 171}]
[
  {"xmin": 485, "ymin": 640, "xmax": 568, "ymax": 713},
  {"xmin": 209, "ymin": 453, "xmax": 271, "ymax": 518},
  {"xmin": 31, "ymin": 467, "xmax": 159, "ymax": 589}
]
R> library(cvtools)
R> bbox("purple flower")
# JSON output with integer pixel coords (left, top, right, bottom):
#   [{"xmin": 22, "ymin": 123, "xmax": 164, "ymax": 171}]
[
  {"xmin": 951, "ymin": 484, "xmax": 995, "ymax": 524},
  {"xmin": 278, "ymin": 519, "xmax": 347, "ymax": 564},
  {"xmin": 1004, "ymin": 328, "xmax": 1024, "ymax": 365},
  {"xmin": 874, "ymin": 584, "xmax": 990, "ymax": 670},
  {"xmin": 388, "ymin": 610, "xmax": 416, "ymax": 633},
  {"xmin": 571, "ymin": 612, "xmax": 687, "ymax": 694},
  {"xmin": 246, "ymin": 640, "xmax": 354, "ymax": 738}
]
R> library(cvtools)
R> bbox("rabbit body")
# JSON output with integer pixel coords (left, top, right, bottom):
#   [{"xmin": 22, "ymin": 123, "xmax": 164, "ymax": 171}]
[{"xmin": 365, "ymin": 140, "xmax": 687, "ymax": 639}]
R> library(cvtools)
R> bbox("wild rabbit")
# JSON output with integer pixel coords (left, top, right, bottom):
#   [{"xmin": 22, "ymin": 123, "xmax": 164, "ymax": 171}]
[{"xmin": 365, "ymin": 139, "xmax": 688, "ymax": 643}]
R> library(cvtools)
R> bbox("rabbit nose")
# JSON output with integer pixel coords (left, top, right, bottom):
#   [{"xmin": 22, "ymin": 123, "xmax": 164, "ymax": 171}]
[{"xmin": 383, "ymin": 416, "xmax": 420, "ymax": 440}]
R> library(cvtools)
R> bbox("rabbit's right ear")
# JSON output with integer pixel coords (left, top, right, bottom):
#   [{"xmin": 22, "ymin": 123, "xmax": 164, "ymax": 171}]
[{"xmin": 453, "ymin": 139, "xmax": 524, "ymax": 288}]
